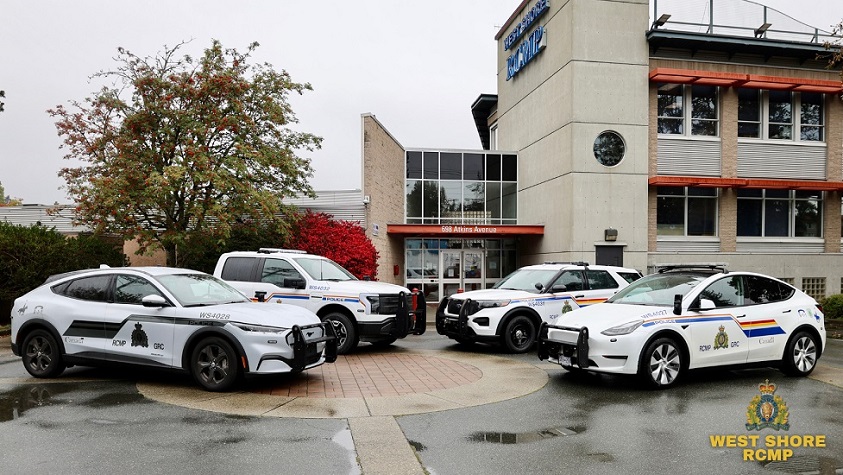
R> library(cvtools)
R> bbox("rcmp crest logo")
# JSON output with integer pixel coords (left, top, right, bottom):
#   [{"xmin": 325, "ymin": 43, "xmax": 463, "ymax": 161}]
[
  {"xmin": 562, "ymin": 301, "xmax": 573, "ymax": 314},
  {"xmin": 131, "ymin": 322, "xmax": 149, "ymax": 348},
  {"xmin": 746, "ymin": 380, "xmax": 789, "ymax": 431},
  {"xmin": 713, "ymin": 325, "xmax": 729, "ymax": 350}
]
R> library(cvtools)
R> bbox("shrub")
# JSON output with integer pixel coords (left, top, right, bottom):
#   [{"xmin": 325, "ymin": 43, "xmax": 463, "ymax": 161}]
[
  {"xmin": 0, "ymin": 222, "xmax": 127, "ymax": 302},
  {"xmin": 821, "ymin": 294, "xmax": 843, "ymax": 320}
]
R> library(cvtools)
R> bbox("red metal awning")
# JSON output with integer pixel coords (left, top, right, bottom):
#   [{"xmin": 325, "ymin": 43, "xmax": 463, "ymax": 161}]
[
  {"xmin": 386, "ymin": 224, "xmax": 544, "ymax": 238},
  {"xmin": 649, "ymin": 68, "xmax": 843, "ymax": 94},
  {"xmin": 649, "ymin": 175, "xmax": 843, "ymax": 191}
]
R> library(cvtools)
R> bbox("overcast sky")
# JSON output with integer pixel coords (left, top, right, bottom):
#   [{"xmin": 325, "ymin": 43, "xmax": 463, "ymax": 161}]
[{"xmin": 0, "ymin": 0, "xmax": 840, "ymax": 205}]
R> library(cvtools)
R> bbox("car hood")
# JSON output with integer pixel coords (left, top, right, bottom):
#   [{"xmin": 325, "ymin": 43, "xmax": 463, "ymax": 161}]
[
  {"xmin": 447, "ymin": 289, "xmax": 540, "ymax": 301},
  {"xmin": 182, "ymin": 302, "xmax": 321, "ymax": 328},
  {"xmin": 554, "ymin": 303, "xmax": 673, "ymax": 330},
  {"xmin": 316, "ymin": 280, "xmax": 411, "ymax": 295}
]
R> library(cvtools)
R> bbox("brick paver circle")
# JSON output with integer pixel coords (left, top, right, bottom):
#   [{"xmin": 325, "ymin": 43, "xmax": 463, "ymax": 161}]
[{"xmin": 253, "ymin": 353, "xmax": 483, "ymax": 398}]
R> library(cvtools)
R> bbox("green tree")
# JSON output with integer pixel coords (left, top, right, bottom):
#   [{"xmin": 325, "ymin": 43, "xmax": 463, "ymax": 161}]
[{"xmin": 49, "ymin": 40, "xmax": 321, "ymax": 266}]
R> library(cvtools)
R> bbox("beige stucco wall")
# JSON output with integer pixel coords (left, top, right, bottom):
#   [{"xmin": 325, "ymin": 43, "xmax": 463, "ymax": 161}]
[
  {"xmin": 123, "ymin": 239, "xmax": 166, "ymax": 266},
  {"xmin": 361, "ymin": 114, "xmax": 405, "ymax": 285},
  {"xmin": 496, "ymin": 0, "xmax": 650, "ymax": 270}
]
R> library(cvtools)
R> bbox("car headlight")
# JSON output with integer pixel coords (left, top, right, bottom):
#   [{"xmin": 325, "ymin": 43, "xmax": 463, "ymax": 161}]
[
  {"xmin": 464, "ymin": 299, "xmax": 510, "ymax": 316},
  {"xmin": 232, "ymin": 322, "xmax": 288, "ymax": 334},
  {"xmin": 601, "ymin": 320, "xmax": 643, "ymax": 336},
  {"xmin": 365, "ymin": 295, "xmax": 380, "ymax": 314},
  {"xmin": 476, "ymin": 300, "xmax": 511, "ymax": 310}
]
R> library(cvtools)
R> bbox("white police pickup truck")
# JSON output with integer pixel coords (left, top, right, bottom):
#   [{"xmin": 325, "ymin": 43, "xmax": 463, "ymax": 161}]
[{"xmin": 214, "ymin": 249, "xmax": 426, "ymax": 353}]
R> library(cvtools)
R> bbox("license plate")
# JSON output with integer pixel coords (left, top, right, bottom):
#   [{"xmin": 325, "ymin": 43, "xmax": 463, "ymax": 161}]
[{"xmin": 559, "ymin": 356, "xmax": 572, "ymax": 366}]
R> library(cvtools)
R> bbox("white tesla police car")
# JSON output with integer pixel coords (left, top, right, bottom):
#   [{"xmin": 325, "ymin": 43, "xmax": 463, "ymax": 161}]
[
  {"xmin": 538, "ymin": 265, "xmax": 826, "ymax": 388},
  {"xmin": 10, "ymin": 266, "xmax": 336, "ymax": 391}
]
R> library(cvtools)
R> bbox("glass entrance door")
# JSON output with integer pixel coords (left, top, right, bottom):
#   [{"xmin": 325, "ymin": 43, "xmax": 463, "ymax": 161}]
[{"xmin": 440, "ymin": 250, "xmax": 484, "ymax": 298}]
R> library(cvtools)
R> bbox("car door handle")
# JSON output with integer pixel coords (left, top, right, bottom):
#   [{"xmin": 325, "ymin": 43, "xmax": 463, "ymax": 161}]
[
  {"xmin": 574, "ymin": 295, "xmax": 585, "ymax": 298},
  {"xmin": 782, "ymin": 309, "xmax": 791, "ymax": 313},
  {"xmin": 736, "ymin": 315, "xmax": 746, "ymax": 319}
]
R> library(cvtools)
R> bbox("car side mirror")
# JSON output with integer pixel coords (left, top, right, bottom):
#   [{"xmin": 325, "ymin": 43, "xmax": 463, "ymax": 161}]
[
  {"xmin": 698, "ymin": 298, "xmax": 716, "ymax": 310},
  {"xmin": 284, "ymin": 278, "xmax": 306, "ymax": 290},
  {"xmin": 142, "ymin": 295, "xmax": 169, "ymax": 308},
  {"xmin": 550, "ymin": 284, "xmax": 567, "ymax": 293},
  {"xmin": 673, "ymin": 294, "xmax": 682, "ymax": 315}
]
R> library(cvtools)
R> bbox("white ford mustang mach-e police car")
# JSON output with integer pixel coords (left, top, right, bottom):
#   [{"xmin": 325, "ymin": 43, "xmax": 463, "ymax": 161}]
[
  {"xmin": 538, "ymin": 265, "xmax": 826, "ymax": 388},
  {"xmin": 10, "ymin": 267, "xmax": 336, "ymax": 391}
]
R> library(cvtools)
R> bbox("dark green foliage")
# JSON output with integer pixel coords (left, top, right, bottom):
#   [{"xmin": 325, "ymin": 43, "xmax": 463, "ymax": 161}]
[
  {"xmin": 0, "ymin": 222, "xmax": 127, "ymax": 301},
  {"xmin": 176, "ymin": 220, "xmax": 288, "ymax": 274},
  {"xmin": 820, "ymin": 294, "xmax": 843, "ymax": 320}
]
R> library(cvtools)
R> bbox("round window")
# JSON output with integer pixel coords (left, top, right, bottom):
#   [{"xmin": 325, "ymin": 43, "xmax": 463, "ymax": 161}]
[{"xmin": 593, "ymin": 131, "xmax": 625, "ymax": 167}]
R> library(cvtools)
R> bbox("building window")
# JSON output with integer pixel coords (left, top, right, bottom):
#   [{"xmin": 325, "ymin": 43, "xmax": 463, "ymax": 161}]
[
  {"xmin": 489, "ymin": 124, "xmax": 498, "ymax": 151},
  {"xmin": 738, "ymin": 89, "xmax": 824, "ymax": 142},
  {"xmin": 657, "ymin": 84, "xmax": 718, "ymax": 137},
  {"xmin": 778, "ymin": 277, "xmax": 795, "ymax": 286},
  {"xmin": 801, "ymin": 277, "xmax": 826, "ymax": 301},
  {"xmin": 737, "ymin": 189, "xmax": 822, "ymax": 237},
  {"xmin": 593, "ymin": 131, "xmax": 625, "ymax": 167},
  {"xmin": 656, "ymin": 187, "xmax": 718, "ymax": 236},
  {"xmin": 405, "ymin": 151, "xmax": 517, "ymax": 225}
]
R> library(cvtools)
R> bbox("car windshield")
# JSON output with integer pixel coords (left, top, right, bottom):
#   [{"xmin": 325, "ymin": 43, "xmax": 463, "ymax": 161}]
[
  {"xmin": 607, "ymin": 272, "xmax": 709, "ymax": 306},
  {"xmin": 156, "ymin": 274, "xmax": 249, "ymax": 307},
  {"xmin": 492, "ymin": 269, "xmax": 558, "ymax": 293},
  {"xmin": 294, "ymin": 257, "xmax": 357, "ymax": 281}
]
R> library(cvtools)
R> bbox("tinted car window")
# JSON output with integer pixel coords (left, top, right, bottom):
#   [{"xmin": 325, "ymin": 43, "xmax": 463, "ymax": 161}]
[
  {"xmin": 553, "ymin": 270, "xmax": 584, "ymax": 292},
  {"xmin": 114, "ymin": 275, "xmax": 164, "ymax": 304},
  {"xmin": 261, "ymin": 259, "xmax": 303, "ymax": 287},
  {"xmin": 618, "ymin": 272, "xmax": 642, "ymax": 284},
  {"xmin": 221, "ymin": 257, "xmax": 259, "ymax": 282},
  {"xmin": 699, "ymin": 276, "xmax": 745, "ymax": 307},
  {"xmin": 586, "ymin": 270, "xmax": 619, "ymax": 290},
  {"xmin": 60, "ymin": 276, "xmax": 111, "ymax": 302},
  {"xmin": 746, "ymin": 275, "xmax": 794, "ymax": 304}
]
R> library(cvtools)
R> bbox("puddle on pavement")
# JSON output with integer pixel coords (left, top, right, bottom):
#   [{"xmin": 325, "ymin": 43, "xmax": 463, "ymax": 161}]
[
  {"xmin": 0, "ymin": 385, "xmax": 68, "ymax": 422},
  {"xmin": 467, "ymin": 425, "xmax": 584, "ymax": 445},
  {"xmin": 0, "ymin": 382, "xmax": 143, "ymax": 422}
]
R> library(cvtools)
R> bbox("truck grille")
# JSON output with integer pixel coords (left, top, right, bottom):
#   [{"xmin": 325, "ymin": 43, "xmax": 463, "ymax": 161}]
[
  {"xmin": 446, "ymin": 298, "xmax": 463, "ymax": 315},
  {"xmin": 376, "ymin": 294, "xmax": 407, "ymax": 315}
]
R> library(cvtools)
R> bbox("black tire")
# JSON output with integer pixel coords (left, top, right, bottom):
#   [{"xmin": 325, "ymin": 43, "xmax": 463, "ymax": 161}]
[
  {"xmin": 781, "ymin": 331, "xmax": 819, "ymax": 377},
  {"xmin": 191, "ymin": 337, "xmax": 239, "ymax": 392},
  {"xmin": 639, "ymin": 337, "xmax": 683, "ymax": 388},
  {"xmin": 369, "ymin": 337, "xmax": 397, "ymax": 348},
  {"xmin": 502, "ymin": 315, "xmax": 536, "ymax": 353},
  {"xmin": 21, "ymin": 329, "xmax": 65, "ymax": 378},
  {"xmin": 324, "ymin": 312, "xmax": 358, "ymax": 354}
]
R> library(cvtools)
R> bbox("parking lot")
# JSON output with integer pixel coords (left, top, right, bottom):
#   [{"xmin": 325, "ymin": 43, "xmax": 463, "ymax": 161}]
[{"xmin": 1, "ymin": 328, "xmax": 842, "ymax": 475}]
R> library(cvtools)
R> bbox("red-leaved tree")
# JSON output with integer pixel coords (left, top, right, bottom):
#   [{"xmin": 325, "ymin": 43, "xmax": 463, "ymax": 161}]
[{"xmin": 286, "ymin": 211, "xmax": 379, "ymax": 280}]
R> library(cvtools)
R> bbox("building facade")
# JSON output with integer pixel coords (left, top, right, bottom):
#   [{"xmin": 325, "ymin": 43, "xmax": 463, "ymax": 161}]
[{"xmin": 362, "ymin": 0, "xmax": 843, "ymax": 302}]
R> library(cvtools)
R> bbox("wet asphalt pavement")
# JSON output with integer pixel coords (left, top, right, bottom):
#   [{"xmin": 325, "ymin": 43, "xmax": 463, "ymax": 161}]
[{"xmin": 1, "ymin": 333, "xmax": 841, "ymax": 475}]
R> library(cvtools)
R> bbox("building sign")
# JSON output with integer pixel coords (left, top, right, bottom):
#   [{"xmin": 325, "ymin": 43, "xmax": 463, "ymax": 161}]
[
  {"xmin": 503, "ymin": 0, "xmax": 550, "ymax": 51},
  {"xmin": 439, "ymin": 225, "xmax": 499, "ymax": 234},
  {"xmin": 506, "ymin": 25, "xmax": 547, "ymax": 80}
]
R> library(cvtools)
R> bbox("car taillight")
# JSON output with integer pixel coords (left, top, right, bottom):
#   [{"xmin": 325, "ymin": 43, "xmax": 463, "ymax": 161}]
[{"xmin": 816, "ymin": 304, "xmax": 823, "ymax": 313}]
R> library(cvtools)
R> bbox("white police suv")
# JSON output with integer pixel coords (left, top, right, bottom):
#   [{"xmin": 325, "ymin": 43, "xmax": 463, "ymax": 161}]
[
  {"xmin": 11, "ymin": 266, "xmax": 336, "ymax": 391},
  {"xmin": 435, "ymin": 262, "xmax": 641, "ymax": 353},
  {"xmin": 214, "ymin": 249, "xmax": 426, "ymax": 354},
  {"xmin": 538, "ymin": 265, "xmax": 826, "ymax": 388}
]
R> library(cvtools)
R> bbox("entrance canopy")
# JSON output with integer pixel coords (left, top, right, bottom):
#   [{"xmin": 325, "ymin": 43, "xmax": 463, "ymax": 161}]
[{"xmin": 387, "ymin": 224, "xmax": 544, "ymax": 238}]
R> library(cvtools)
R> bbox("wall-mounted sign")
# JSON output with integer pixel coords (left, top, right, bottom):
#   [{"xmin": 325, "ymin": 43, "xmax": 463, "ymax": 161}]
[
  {"xmin": 506, "ymin": 25, "xmax": 546, "ymax": 80},
  {"xmin": 503, "ymin": 0, "xmax": 550, "ymax": 51}
]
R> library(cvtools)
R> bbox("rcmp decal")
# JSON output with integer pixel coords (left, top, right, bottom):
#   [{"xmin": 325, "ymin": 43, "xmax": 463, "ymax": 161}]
[
  {"xmin": 131, "ymin": 323, "xmax": 149, "ymax": 348},
  {"xmin": 714, "ymin": 326, "xmax": 729, "ymax": 350}
]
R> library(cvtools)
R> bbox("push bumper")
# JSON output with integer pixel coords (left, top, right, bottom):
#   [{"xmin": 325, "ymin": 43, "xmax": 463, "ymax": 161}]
[
  {"xmin": 435, "ymin": 298, "xmax": 499, "ymax": 343},
  {"xmin": 258, "ymin": 322, "xmax": 337, "ymax": 372},
  {"xmin": 538, "ymin": 322, "xmax": 590, "ymax": 368}
]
